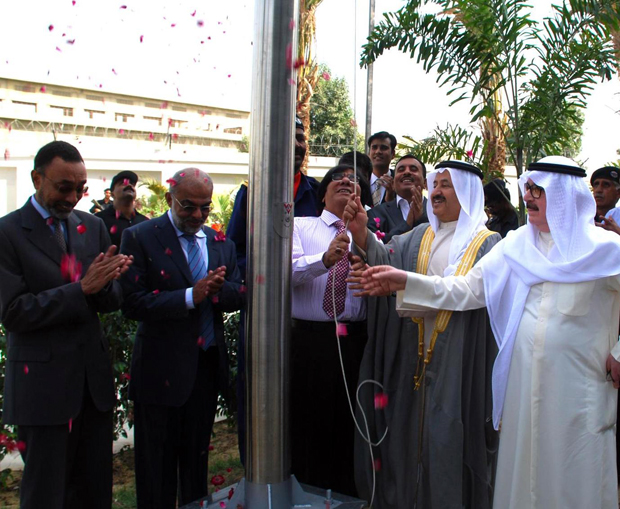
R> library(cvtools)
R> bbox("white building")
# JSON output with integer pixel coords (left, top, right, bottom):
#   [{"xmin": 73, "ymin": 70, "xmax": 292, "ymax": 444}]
[{"xmin": 0, "ymin": 77, "xmax": 335, "ymax": 217}]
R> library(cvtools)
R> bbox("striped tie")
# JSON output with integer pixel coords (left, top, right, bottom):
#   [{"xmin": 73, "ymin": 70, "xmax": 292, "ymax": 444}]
[
  {"xmin": 52, "ymin": 218, "xmax": 67, "ymax": 253},
  {"xmin": 183, "ymin": 234, "xmax": 214, "ymax": 349},
  {"xmin": 371, "ymin": 181, "xmax": 383, "ymax": 207},
  {"xmin": 322, "ymin": 220, "xmax": 349, "ymax": 318}
]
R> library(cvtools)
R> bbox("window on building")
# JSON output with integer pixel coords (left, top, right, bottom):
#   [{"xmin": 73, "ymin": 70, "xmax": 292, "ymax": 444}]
[
  {"xmin": 115, "ymin": 112, "xmax": 134, "ymax": 123},
  {"xmin": 168, "ymin": 118, "xmax": 186, "ymax": 128},
  {"xmin": 12, "ymin": 100, "xmax": 37, "ymax": 113},
  {"xmin": 85, "ymin": 109, "xmax": 105, "ymax": 119},
  {"xmin": 50, "ymin": 105, "xmax": 73, "ymax": 117},
  {"xmin": 144, "ymin": 115, "xmax": 162, "ymax": 126}
]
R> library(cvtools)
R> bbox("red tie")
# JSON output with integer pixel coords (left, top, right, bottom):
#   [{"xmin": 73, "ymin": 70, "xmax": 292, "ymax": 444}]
[{"xmin": 322, "ymin": 220, "xmax": 349, "ymax": 319}]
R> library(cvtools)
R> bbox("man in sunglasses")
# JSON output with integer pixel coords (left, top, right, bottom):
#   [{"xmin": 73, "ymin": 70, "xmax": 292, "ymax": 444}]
[
  {"xmin": 95, "ymin": 170, "xmax": 149, "ymax": 249},
  {"xmin": 355, "ymin": 155, "xmax": 620, "ymax": 508},
  {"xmin": 119, "ymin": 169, "xmax": 243, "ymax": 508},
  {"xmin": 0, "ymin": 140, "xmax": 132, "ymax": 508},
  {"xmin": 347, "ymin": 160, "xmax": 500, "ymax": 509}
]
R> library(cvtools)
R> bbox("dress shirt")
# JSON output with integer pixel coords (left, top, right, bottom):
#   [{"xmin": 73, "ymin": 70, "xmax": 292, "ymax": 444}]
[
  {"xmin": 396, "ymin": 195, "xmax": 410, "ymax": 220},
  {"xmin": 292, "ymin": 210, "xmax": 366, "ymax": 321},
  {"xmin": 166, "ymin": 210, "xmax": 209, "ymax": 309},
  {"xmin": 30, "ymin": 195, "xmax": 68, "ymax": 243}
]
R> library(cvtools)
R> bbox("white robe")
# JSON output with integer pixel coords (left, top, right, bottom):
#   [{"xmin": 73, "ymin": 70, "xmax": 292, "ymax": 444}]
[{"xmin": 396, "ymin": 232, "xmax": 620, "ymax": 508}]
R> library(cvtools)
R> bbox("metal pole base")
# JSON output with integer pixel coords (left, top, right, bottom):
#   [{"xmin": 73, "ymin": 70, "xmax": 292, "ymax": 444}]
[{"xmin": 181, "ymin": 476, "xmax": 366, "ymax": 509}]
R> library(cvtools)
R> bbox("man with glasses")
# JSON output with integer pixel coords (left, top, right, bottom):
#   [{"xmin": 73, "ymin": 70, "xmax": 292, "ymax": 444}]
[
  {"xmin": 119, "ymin": 169, "xmax": 243, "ymax": 508},
  {"xmin": 290, "ymin": 164, "xmax": 371, "ymax": 496},
  {"xmin": 0, "ymin": 140, "xmax": 132, "ymax": 508},
  {"xmin": 354, "ymin": 155, "xmax": 620, "ymax": 508},
  {"xmin": 95, "ymin": 170, "xmax": 148, "ymax": 248},
  {"xmin": 346, "ymin": 160, "xmax": 500, "ymax": 509}
]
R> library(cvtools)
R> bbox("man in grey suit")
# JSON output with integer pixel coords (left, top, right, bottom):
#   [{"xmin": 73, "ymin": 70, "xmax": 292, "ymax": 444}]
[
  {"xmin": 367, "ymin": 154, "xmax": 428, "ymax": 242},
  {"xmin": 0, "ymin": 140, "xmax": 131, "ymax": 508}
]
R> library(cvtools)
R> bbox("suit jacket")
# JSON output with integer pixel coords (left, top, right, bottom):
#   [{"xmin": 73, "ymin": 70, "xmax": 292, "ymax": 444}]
[
  {"xmin": 367, "ymin": 197, "xmax": 428, "ymax": 243},
  {"xmin": 120, "ymin": 213, "xmax": 243, "ymax": 407},
  {"xmin": 0, "ymin": 200, "xmax": 120, "ymax": 426}
]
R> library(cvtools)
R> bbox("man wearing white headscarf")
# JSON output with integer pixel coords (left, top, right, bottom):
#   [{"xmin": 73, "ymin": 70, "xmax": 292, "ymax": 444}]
[
  {"xmin": 357, "ymin": 155, "xmax": 620, "ymax": 509},
  {"xmin": 348, "ymin": 161, "xmax": 501, "ymax": 509}
]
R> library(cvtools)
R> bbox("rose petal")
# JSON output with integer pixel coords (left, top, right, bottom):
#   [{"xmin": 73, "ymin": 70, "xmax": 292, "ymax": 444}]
[
  {"xmin": 48, "ymin": 24, "xmax": 54, "ymax": 31},
  {"xmin": 24, "ymin": 364, "xmax": 29, "ymax": 375},
  {"xmin": 77, "ymin": 224, "xmax": 86, "ymax": 234},
  {"xmin": 140, "ymin": 35, "xmax": 144, "ymax": 43},
  {"xmin": 373, "ymin": 458, "xmax": 381, "ymax": 471},
  {"xmin": 336, "ymin": 323, "xmax": 348, "ymax": 337},
  {"xmin": 212, "ymin": 295, "xmax": 219, "ymax": 304},
  {"xmin": 165, "ymin": 248, "xmax": 172, "ymax": 256},
  {"xmin": 40, "ymin": 85, "xmax": 46, "ymax": 93},
  {"xmin": 374, "ymin": 392, "xmax": 389, "ymax": 409},
  {"xmin": 197, "ymin": 336, "xmax": 205, "ymax": 347},
  {"xmin": 152, "ymin": 289, "xmax": 160, "ymax": 295},
  {"xmin": 110, "ymin": 225, "xmax": 117, "ymax": 234},
  {"xmin": 16, "ymin": 441, "xmax": 26, "ymax": 453},
  {"xmin": 211, "ymin": 474, "xmax": 226, "ymax": 486}
]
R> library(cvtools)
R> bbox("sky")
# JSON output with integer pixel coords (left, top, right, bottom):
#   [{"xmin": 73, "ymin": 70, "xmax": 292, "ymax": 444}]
[{"xmin": 1, "ymin": 0, "xmax": 619, "ymax": 171}]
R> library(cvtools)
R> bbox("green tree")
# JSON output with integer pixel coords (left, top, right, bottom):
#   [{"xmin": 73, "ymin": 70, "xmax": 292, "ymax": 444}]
[
  {"xmin": 362, "ymin": 0, "xmax": 619, "ymax": 203},
  {"xmin": 309, "ymin": 64, "xmax": 364, "ymax": 156}
]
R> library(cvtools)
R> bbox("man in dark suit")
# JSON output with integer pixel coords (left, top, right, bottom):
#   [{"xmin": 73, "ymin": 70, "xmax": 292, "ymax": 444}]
[
  {"xmin": 120, "ymin": 168, "xmax": 243, "ymax": 508},
  {"xmin": 367, "ymin": 154, "xmax": 428, "ymax": 242},
  {"xmin": 0, "ymin": 140, "xmax": 131, "ymax": 509},
  {"xmin": 368, "ymin": 131, "xmax": 397, "ymax": 206}
]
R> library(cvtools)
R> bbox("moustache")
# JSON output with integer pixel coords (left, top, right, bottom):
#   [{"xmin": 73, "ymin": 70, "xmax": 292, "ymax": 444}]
[{"xmin": 526, "ymin": 203, "xmax": 539, "ymax": 211}]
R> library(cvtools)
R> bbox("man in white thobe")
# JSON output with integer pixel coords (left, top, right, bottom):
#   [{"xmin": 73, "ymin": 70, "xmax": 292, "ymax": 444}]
[{"xmin": 352, "ymin": 156, "xmax": 620, "ymax": 509}]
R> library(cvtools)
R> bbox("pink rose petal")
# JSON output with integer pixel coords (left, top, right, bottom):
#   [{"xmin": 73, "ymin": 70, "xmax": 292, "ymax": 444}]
[
  {"xmin": 374, "ymin": 392, "xmax": 389, "ymax": 409},
  {"xmin": 24, "ymin": 364, "xmax": 29, "ymax": 375},
  {"xmin": 336, "ymin": 323, "xmax": 348, "ymax": 337},
  {"xmin": 77, "ymin": 224, "xmax": 86, "ymax": 234},
  {"xmin": 110, "ymin": 225, "xmax": 117, "ymax": 234}
]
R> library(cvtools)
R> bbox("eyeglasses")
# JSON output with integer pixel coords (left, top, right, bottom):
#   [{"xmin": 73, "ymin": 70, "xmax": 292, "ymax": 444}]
[
  {"xmin": 524, "ymin": 182, "xmax": 544, "ymax": 199},
  {"xmin": 332, "ymin": 172, "xmax": 360, "ymax": 183},
  {"xmin": 172, "ymin": 195, "xmax": 212, "ymax": 214},
  {"xmin": 41, "ymin": 174, "xmax": 88, "ymax": 196}
]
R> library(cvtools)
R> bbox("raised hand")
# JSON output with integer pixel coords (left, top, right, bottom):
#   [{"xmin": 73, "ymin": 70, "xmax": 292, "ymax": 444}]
[
  {"xmin": 355, "ymin": 265, "xmax": 407, "ymax": 297},
  {"xmin": 343, "ymin": 195, "xmax": 369, "ymax": 249},
  {"xmin": 322, "ymin": 233, "xmax": 350, "ymax": 268}
]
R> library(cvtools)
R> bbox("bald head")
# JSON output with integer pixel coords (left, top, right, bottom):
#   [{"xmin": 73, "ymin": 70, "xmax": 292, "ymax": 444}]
[
  {"xmin": 166, "ymin": 168, "xmax": 214, "ymax": 234},
  {"xmin": 169, "ymin": 168, "xmax": 213, "ymax": 195}
]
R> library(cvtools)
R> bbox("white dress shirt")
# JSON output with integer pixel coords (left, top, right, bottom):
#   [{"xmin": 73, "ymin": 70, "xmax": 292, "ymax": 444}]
[
  {"xmin": 292, "ymin": 210, "xmax": 366, "ymax": 321},
  {"xmin": 396, "ymin": 195, "xmax": 410, "ymax": 220}
]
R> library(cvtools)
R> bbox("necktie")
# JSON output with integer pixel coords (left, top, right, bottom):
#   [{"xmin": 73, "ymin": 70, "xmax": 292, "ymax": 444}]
[
  {"xmin": 372, "ymin": 181, "xmax": 383, "ymax": 207},
  {"xmin": 322, "ymin": 220, "xmax": 349, "ymax": 319},
  {"xmin": 183, "ymin": 234, "xmax": 214, "ymax": 349},
  {"xmin": 52, "ymin": 218, "xmax": 67, "ymax": 254}
]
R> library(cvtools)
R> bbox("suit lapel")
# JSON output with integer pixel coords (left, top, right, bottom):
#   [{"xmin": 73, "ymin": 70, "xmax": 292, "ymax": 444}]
[
  {"xmin": 21, "ymin": 201, "xmax": 65, "ymax": 265},
  {"xmin": 387, "ymin": 200, "xmax": 404, "ymax": 225},
  {"xmin": 203, "ymin": 227, "xmax": 218, "ymax": 272},
  {"xmin": 153, "ymin": 214, "xmax": 194, "ymax": 285},
  {"xmin": 67, "ymin": 213, "xmax": 86, "ymax": 260}
]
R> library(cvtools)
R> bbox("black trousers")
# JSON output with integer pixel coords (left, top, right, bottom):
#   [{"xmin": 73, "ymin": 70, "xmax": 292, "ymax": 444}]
[
  {"xmin": 133, "ymin": 346, "xmax": 219, "ymax": 509},
  {"xmin": 290, "ymin": 319, "xmax": 367, "ymax": 497},
  {"xmin": 18, "ymin": 382, "xmax": 113, "ymax": 509}
]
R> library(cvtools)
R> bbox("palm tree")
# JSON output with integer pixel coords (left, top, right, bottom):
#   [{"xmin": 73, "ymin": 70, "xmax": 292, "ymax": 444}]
[{"xmin": 296, "ymin": 0, "xmax": 325, "ymax": 174}]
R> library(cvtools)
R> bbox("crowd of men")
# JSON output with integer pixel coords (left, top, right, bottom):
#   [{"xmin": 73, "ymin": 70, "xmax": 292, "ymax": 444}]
[{"xmin": 2, "ymin": 122, "xmax": 620, "ymax": 509}]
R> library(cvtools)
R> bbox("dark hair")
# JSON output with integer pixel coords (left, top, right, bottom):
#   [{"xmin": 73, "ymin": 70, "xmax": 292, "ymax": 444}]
[
  {"xmin": 33, "ymin": 141, "xmax": 83, "ymax": 175},
  {"xmin": 484, "ymin": 178, "xmax": 511, "ymax": 203},
  {"xmin": 104, "ymin": 188, "xmax": 111, "ymax": 193},
  {"xmin": 317, "ymin": 164, "xmax": 372, "ymax": 213},
  {"xmin": 367, "ymin": 131, "xmax": 397, "ymax": 151},
  {"xmin": 338, "ymin": 151, "xmax": 373, "ymax": 181},
  {"xmin": 394, "ymin": 154, "xmax": 427, "ymax": 178}
]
